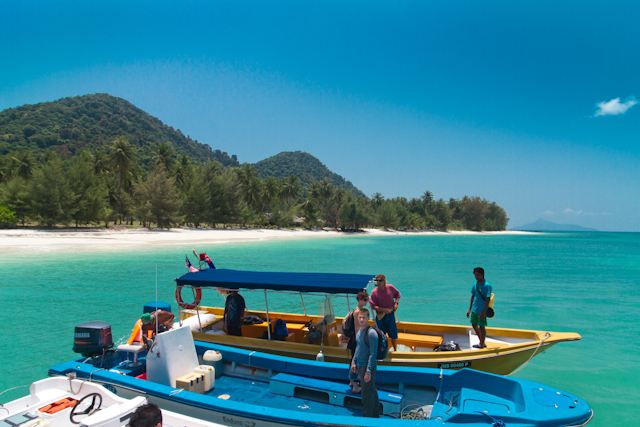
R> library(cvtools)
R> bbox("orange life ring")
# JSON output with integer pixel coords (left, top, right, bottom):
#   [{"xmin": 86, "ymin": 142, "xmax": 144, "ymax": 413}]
[{"xmin": 176, "ymin": 285, "xmax": 202, "ymax": 309}]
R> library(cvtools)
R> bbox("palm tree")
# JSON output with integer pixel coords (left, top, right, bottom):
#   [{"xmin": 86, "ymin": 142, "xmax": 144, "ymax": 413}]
[
  {"xmin": 319, "ymin": 178, "xmax": 334, "ymax": 202},
  {"xmin": 175, "ymin": 154, "xmax": 191, "ymax": 190},
  {"xmin": 90, "ymin": 149, "xmax": 108, "ymax": 176},
  {"xmin": 261, "ymin": 177, "xmax": 279, "ymax": 212},
  {"xmin": 308, "ymin": 181, "xmax": 322, "ymax": 202},
  {"xmin": 236, "ymin": 164, "xmax": 258, "ymax": 188},
  {"xmin": 11, "ymin": 150, "xmax": 35, "ymax": 180},
  {"xmin": 109, "ymin": 136, "xmax": 137, "ymax": 219},
  {"xmin": 422, "ymin": 190, "xmax": 434, "ymax": 209},
  {"xmin": 371, "ymin": 192, "xmax": 384, "ymax": 211},
  {"xmin": 245, "ymin": 177, "xmax": 263, "ymax": 209},
  {"xmin": 281, "ymin": 175, "xmax": 301, "ymax": 208},
  {"xmin": 153, "ymin": 142, "xmax": 177, "ymax": 173}
]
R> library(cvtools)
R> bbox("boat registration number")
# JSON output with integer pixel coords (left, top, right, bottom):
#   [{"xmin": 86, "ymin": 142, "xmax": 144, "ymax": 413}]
[
  {"xmin": 438, "ymin": 362, "xmax": 471, "ymax": 369},
  {"xmin": 222, "ymin": 416, "xmax": 255, "ymax": 427}
]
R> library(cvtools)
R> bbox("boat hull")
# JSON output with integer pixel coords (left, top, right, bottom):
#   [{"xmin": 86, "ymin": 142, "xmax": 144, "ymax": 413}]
[
  {"xmin": 186, "ymin": 308, "xmax": 581, "ymax": 375},
  {"xmin": 49, "ymin": 339, "xmax": 594, "ymax": 427}
]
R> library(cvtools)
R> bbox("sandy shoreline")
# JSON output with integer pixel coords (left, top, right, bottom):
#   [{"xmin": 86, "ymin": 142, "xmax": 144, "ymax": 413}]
[{"xmin": 0, "ymin": 227, "xmax": 533, "ymax": 253}]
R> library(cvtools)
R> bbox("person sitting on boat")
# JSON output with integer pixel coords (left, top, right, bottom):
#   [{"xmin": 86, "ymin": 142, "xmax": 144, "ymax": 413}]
[
  {"xmin": 223, "ymin": 289, "xmax": 246, "ymax": 336},
  {"xmin": 466, "ymin": 267, "xmax": 491, "ymax": 349},
  {"xmin": 129, "ymin": 402, "xmax": 162, "ymax": 427},
  {"xmin": 343, "ymin": 291, "xmax": 369, "ymax": 393},
  {"xmin": 369, "ymin": 274, "xmax": 401, "ymax": 351},
  {"xmin": 351, "ymin": 308, "xmax": 380, "ymax": 418},
  {"xmin": 141, "ymin": 310, "xmax": 175, "ymax": 338}
]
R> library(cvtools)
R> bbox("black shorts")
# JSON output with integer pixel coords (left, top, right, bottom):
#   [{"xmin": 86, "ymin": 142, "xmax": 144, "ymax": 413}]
[{"xmin": 227, "ymin": 325, "xmax": 242, "ymax": 336}]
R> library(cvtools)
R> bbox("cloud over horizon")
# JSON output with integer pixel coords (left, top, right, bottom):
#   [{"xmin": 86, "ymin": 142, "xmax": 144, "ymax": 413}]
[
  {"xmin": 594, "ymin": 96, "xmax": 637, "ymax": 116},
  {"xmin": 563, "ymin": 208, "xmax": 583, "ymax": 215}
]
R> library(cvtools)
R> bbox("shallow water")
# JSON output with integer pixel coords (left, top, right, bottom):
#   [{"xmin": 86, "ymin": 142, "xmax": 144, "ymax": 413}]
[{"xmin": 1, "ymin": 232, "xmax": 638, "ymax": 426}]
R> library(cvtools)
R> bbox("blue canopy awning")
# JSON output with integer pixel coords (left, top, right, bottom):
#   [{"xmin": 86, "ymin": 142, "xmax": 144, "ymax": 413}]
[{"xmin": 175, "ymin": 269, "xmax": 375, "ymax": 294}]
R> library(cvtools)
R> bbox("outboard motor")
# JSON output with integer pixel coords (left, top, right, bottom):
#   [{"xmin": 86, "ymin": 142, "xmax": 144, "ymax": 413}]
[{"xmin": 72, "ymin": 321, "xmax": 113, "ymax": 357}]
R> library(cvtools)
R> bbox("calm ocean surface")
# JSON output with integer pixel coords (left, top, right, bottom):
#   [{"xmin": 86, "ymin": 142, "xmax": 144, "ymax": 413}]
[{"xmin": 1, "ymin": 232, "xmax": 638, "ymax": 426}]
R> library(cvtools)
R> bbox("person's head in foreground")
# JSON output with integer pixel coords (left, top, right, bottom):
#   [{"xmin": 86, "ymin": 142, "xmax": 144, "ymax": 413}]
[
  {"xmin": 374, "ymin": 274, "xmax": 386, "ymax": 289},
  {"xmin": 129, "ymin": 403, "xmax": 162, "ymax": 427},
  {"xmin": 357, "ymin": 307, "xmax": 370, "ymax": 328}
]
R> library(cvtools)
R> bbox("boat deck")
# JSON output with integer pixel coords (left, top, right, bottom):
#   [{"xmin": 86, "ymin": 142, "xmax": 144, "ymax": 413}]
[{"xmin": 207, "ymin": 375, "xmax": 386, "ymax": 417}]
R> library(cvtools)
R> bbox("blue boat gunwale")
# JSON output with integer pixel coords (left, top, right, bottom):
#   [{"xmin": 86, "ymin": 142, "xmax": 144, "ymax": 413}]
[{"xmin": 48, "ymin": 341, "xmax": 592, "ymax": 427}]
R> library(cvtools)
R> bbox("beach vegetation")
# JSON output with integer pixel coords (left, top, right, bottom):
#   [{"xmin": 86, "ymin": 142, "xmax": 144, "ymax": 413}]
[
  {"xmin": 0, "ymin": 177, "xmax": 31, "ymax": 226},
  {"xmin": 29, "ymin": 158, "xmax": 77, "ymax": 227},
  {"xmin": 134, "ymin": 167, "xmax": 182, "ymax": 229},
  {"xmin": 67, "ymin": 154, "xmax": 109, "ymax": 227},
  {"xmin": 0, "ymin": 142, "xmax": 510, "ymax": 230},
  {"xmin": 0, "ymin": 205, "xmax": 17, "ymax": 227},
  {"xmin": 376, "ymin": 202, "xmax": 400, "ymax": 230}
]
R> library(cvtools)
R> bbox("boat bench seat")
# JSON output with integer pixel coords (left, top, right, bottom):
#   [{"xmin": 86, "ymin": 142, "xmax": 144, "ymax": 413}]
[
  {"xmin": 396, "ymin": 332, "xmax": 443, "ymax": 350},
  {"xmin": 269, "ymin": 373, "xmax": 403, "ymax": 413}
]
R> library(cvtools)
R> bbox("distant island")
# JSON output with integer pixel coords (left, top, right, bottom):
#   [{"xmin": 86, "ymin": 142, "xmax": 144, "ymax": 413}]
[{"xmin": 510, "ymin": 218, "xmax": 598, "ymax": 232}]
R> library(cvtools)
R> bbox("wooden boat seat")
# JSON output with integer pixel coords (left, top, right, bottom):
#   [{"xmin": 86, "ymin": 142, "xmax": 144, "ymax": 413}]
[
  {"xmin": 396, "ymin": 332, "xmax": 443, "ymax": 350},
  {"xmin": 269, "ymin": 373, "xmax": 403, "ymax": 413},
  {"xmin": 241, "ymin": 320, "xmax": 305, "ymax": 342},
  {"xmin": 285, "ymin": 323, "xmax": 307, "ymax": 342},
  {"xmin": 242, "ymin": 321, "xmax": 271, "ymax": 338}
]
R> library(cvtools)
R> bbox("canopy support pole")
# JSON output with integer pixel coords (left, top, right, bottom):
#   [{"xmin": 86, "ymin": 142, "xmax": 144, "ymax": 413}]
[
  {"xmin": 346, "ymin": 294, "xmax": 351, "ymax": 311},
  {"xmin": 193, "ymin": 286, "xmax": 203, "ymax": 332},
  {"xmin": 175, "ymin": 280, "xmax": 183, "ymax": 327},
  {"xmin": 264, "ymin": 290, "xmax": 271, "ymax": 340},
  {"xmin": 300, "ymin": 292, "xmax": 307, "ymax": 316}
]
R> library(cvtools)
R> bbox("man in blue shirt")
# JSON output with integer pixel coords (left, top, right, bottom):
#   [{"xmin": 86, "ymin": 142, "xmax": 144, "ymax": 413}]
[
  {"xmin": 466, "ymin": 267, "xmax": 492, "ymax": 349},
  {"xmin": 351, "ymin": 308, "xmax": 380, "ymax": 418}
]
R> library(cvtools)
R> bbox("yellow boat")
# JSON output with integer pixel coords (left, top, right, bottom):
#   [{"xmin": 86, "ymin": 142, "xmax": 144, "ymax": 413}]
[{"xmin": 175, "ymin": 268, "xmax": 581, "ymax": 375}]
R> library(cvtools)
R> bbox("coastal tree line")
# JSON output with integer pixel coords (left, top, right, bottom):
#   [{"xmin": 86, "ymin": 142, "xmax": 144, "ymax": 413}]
[{"xmin": 0, "ymin": 138, "xmax": 509, "ymax": 231}]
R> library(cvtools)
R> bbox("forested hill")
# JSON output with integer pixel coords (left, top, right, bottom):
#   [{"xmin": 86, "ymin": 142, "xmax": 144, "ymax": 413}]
[
  {"xmin": 0, "ymin": 93, "xmax": 239, "ymax": 169},
  {"xmin": 252, "ymin": 151, "xmax": 365, "ymax": 197}
]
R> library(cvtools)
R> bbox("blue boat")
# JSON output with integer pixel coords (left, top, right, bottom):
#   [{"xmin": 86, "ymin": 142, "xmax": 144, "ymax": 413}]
[{"xmin": 49, "ymin": 324, "xmax": 593, "ymax": 427}]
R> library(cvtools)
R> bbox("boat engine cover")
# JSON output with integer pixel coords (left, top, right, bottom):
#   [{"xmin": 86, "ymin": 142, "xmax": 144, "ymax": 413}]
[{"xmin": 72, "ymin": 321, "xmax": 113, "ymax": 357}]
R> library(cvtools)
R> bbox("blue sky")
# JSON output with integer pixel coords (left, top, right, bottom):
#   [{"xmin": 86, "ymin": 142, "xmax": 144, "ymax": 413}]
[{"xmin": 1, "ymin": 1, "xmax": 638, "ymax": 231}]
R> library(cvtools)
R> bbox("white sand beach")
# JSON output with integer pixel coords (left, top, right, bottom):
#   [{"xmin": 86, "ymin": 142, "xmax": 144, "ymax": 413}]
[{"xmin": 0, "ymin": 227, "xmax": 533, "ymax": 254}]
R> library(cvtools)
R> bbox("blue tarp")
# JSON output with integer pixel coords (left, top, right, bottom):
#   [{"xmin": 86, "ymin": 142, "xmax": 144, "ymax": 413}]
[{"xmin": 175, "ymin": 268, "xmax": 374, "ymax": 294}]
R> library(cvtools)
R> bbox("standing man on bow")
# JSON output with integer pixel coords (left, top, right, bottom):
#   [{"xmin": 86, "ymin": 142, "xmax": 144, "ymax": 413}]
[
  {"xmin": 466, "ymin": 267, "xmax": 491, "ymax": 349},
  {"xmin": 369, "ymin": 274, "xmax": 401, "ymax": 351}
]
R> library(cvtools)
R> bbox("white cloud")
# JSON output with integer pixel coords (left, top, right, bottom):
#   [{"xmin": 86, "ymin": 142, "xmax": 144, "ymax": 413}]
[
  {"xmin": 594, "ymin": 96, "xmax": 637, "ymax": 116},
  {"xmin": 563, "ymin": 208, "xmax": 583, "ymax": 215},
  {"xmin": 542, "ymin": 210, "xmax": 555, "ymax": 216}
]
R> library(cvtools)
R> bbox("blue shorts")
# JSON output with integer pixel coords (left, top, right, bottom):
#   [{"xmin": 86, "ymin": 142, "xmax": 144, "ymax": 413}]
[{"xmin": 374, "ymin": 313, "xmax": 398, "ymax": 339}]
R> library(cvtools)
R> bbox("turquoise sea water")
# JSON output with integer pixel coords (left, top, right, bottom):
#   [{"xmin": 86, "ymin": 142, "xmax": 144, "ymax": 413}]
[{"xmin": 1, "ymin": 232, "xmax": 638, "ymax": 426}]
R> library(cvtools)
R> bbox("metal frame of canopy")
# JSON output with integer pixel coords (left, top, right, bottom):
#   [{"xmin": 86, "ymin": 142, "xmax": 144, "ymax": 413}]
[{"xmin": 174, "ymin": 269, "xmax": 375, "ymax": 340}]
